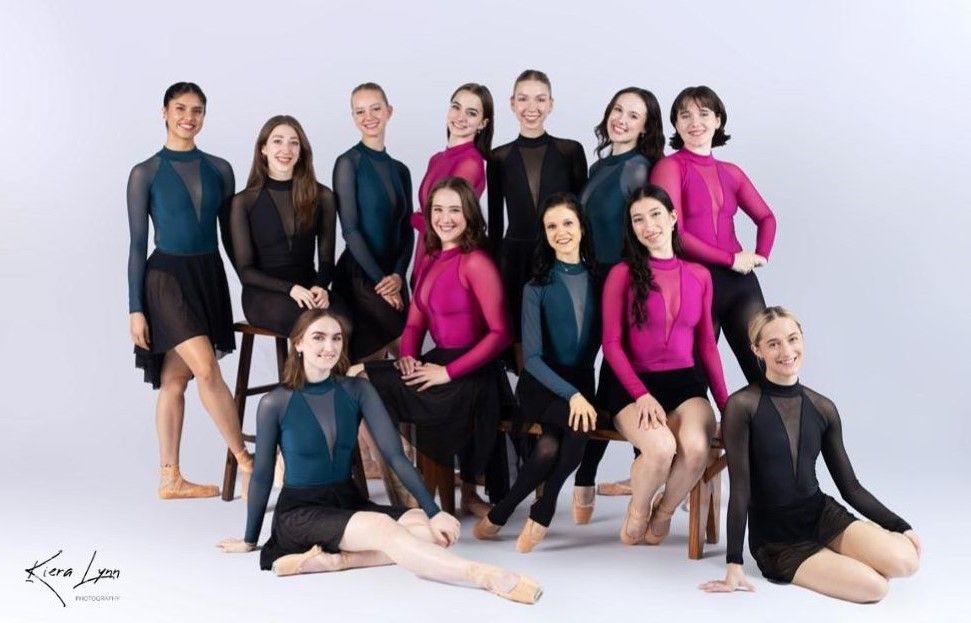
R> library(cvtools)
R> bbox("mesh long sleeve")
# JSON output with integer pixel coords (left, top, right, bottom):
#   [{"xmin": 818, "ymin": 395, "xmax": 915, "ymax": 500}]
[
  {"xmin": 315, "ymin": 187, "xmax": 337, "ymax": 288},
  {"xmin": 601, "ymin": 263, "xmax": 649, "ymax": 400},
  {"xmin": 687, "ymin": 263, "xmax": 729, "ymax": 411},
  {"xmin": 357, "ymin": 380, "xmax": 440, "ymax": 517},
  {"xmin": 333, "ymin": 154, "xmax": 386, "ymax": 283},
  {"xmin": 230, "ymin": 191, "xmax": 294, "ymax": 293},
  {"xmin": 392, "ymin": 162, "xmax": 414, "ymax": 279},
  {"xmin": 522, "ymin": 283, "xmax": 580, "ymax": 400},
  {"xmin": 722, "ymin": 387, "xmax": 757, "ymax": 564},
  {"xmin": 444, "ymin": 251, "xmax": 512, "ymax": 378},
  {"xmin": 126, "ymin": 158, "xmax": 159, "ymax": 313},
  {"xmin": 244, "ymin": 390, "xmax": 286, "ymax": 544},
  {"xmin": 726, "ymin": 164, "xmax": 776, "ymax": 259},
  {"xmin": 486, "ymin": 152, "xmax": 505, "ymax": 259}
]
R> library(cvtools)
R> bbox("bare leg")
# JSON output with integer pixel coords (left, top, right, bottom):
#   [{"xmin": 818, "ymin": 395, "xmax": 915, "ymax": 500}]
[
  {"xmin": 645, "ymin": 398, "xmax": 715, "ymax": 544},
  {"xmin": 299, "ymin": 510, "xmax": 436, "ymax": 573},
  {"xmin": 173, "ymin": 336, "xmax": 247, "ymax": 457},
  {"xmin": 614, "ymin": 404, "xmax": 677, "ymax": 543},
  {"xmin": 156, "ymin": 350, "xmax": 191, "ymax": 466},
  {"xmin": 791, "ymin": 548, "xmax": 889, "ymax": 603},
  {"xmin": 829, "ymin": 521, "xmax": 920, "ymax": 578}
]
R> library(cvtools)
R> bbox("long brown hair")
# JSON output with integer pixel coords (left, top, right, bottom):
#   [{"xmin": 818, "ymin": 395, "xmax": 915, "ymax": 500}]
[
  {"xmin": 246, "ymin": 115, "xmax": 320, "ymax": 232},
  {"xmin": 623, "ymin": 185, "xmax": 684, "ymax": 327},
  {"xmin": 422, "ymin": 177, "xmax": 487, "ymax": 254},
  {"xmin": 448, "ymin": 83, "xmax": 494, "ymax": 158},
  {"xmin": 282, "ymin": 309, "xmax": 351, "ymax": 389}
]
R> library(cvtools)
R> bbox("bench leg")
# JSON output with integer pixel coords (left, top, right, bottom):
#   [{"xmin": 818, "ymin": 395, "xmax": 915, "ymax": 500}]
[
  {"xmin": 707, "ymin": 468, "xmax": 721, "ymax": 544},
  {"xmin": 417, "ymin": 451, "xmax": 455, "ymax": 515}
]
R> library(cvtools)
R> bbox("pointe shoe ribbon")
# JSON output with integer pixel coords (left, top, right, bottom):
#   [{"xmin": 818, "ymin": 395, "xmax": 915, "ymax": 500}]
[{"xmin": 515, "ymin": 518, "xmax": 547, "ymax": 553}]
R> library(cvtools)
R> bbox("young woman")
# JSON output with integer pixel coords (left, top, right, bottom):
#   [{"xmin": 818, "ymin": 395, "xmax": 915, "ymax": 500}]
[
  {"xmin": 364, "ymin": 177, "xmax": 512, "ymax": 517},
  {"xmin": 411, "ymin": 83, "xmax": 493, "ymax": 285},
  {"xmin": 701, "ymin": 307, "xmax": 920, "ymax": 602},
  {"xmin": 332, "ymin": 82, "xmax": 413, "ymax": 362},
  {"xmin": 473, "ymin": 193, "xmax": 602, "ymax": 552},
  {"xmin": 487, "ymin": 69, "xmax": 588, "ymax": 370},
  {"xmin": 572, "ymin": 86, "xmax": 667, "ymax": 514},
  {"xmin": 230, "ymin": 115, "xmax": 348, "ymax": 337},
  {"xmin": 650, "ymin": 86, "xmax": 777, "ymax": 384},
  {"xmin": 216, "ymin": 309, "xmax": 540, "ymax": 604},
  {"xmin": 600, "ymin": 185, "xmax": 728, "ymax": 546},
  {"xmin": 127, "ymin": 82, "xmax": 252, "ymax": 499}
]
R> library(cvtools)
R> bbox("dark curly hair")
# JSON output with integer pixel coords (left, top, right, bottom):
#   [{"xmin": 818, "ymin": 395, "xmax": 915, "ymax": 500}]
[
  {"xmin": 530, "ymin": 192, "xmax": 596, "ymax": 286},
  {"xmin": 622, "ymin": 185, "xmax": 683, "ymax": 327},
  {"xmin": 594, "ymin": 87, "xmax": 665, "ymax": 164}
]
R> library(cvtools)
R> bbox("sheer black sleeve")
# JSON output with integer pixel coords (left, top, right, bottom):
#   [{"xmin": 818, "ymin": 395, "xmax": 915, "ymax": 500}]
[
  {"xmin": 333, "ymin": 154, "xmax": 386, "ymax": 283},
  {"xmin": 486, "ymin": 149, "xmax": 505, "ymax": 259},
  {"xmin": 126, "ymin": 157, "xmax": 160, "ymax": 313},
  {"xmin": 229, "ymin": 190, "xmax": 293, "ymax": 293},
  {"xmin": 807, "ymin": 389, "xmax": 912, "ymax": 533},
  {"xmin": 392, "ymin": 163, "xmax": 414, "ymax": 280},
  {"xmin": 244, "ymin": 388, "xmax": 288, "ymax": 544},
  {"xmin": 315, "ymin": 185, "xmax": 337, "ymax": 288},
  {"xmin": 208, "ymin": 155, "xmax": 237, "ymax": 268},
  {"xmin": 569, "ymin": 140, "xmax": 588, "ymax": 195},
  {"xmin": 353, "ymin": 379, "xmax": 440, "ymax": 517},
  {"xmin": 722, "ymin": 385, "xmax": 759, "ymax": 564}
]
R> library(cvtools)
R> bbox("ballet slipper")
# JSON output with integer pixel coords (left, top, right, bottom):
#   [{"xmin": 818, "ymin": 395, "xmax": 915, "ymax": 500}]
[
  {"xmin": 272, "ymin": 545, "xmax": 325, "ymax": 577},
  {"xmin": 473, "ymin": 515, "xmax": 502, "ymax": 540},
  {"xmin": 596, "ymin": 479, "xmax": 633, "ymax": 496},
  {"xmin": 158, "ymin": 465, "xmax": 219, "ymax": 499},
  {"xmin": 619, "ymin": 500, "xmax": 650, "ymax": 545},
  {"xmin": 644, "ymin": 494, "xmax": 674, "ymax": 546},
  {"xmin": 469, "ymin": 563, "xmax": 543, "ymax": 605},
  {"xmin": 571, "ymin": 486, "xmax": 595, "ymax": 525},
  {"xmin": 515, "ymin": 518, "xmax": 548, "ymax": 553}
]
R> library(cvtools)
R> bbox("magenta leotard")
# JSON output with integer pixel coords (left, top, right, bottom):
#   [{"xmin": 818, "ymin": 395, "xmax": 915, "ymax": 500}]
[
  {"xmin": 400, "ymin": 247, "xmax": 510, "ymax": 379},
  {"xmin": 649, "ymin": 149, "xmax": 776, "ymax": 268},
  {"xmin": 601, "ymin": 256, "xmax": 728, "ymax": 410},
  {"xmin": 410, "ymin": 142, "xmax": 486, "ymax": 281}
]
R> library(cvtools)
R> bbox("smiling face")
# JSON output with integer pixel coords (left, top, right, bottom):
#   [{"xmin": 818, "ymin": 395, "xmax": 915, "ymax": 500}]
[
  {"xmin": 510, "ymin": 79, "xmax": 553, "ymax": 136},
  {"xmin": 543, "ymin": 204, "xmax": 582, "ymax": 262},
  {"xmin": 429, "ymin": 187, "xmax": 468, "ymax": 249},
  {"xmin": 447, "ymin": 89, "xmax": 487, "ymax": 144},
  {"xmin": 630, "ymin": 197, "xmax": 676, "ymax": 256},
  {"xmin": 295, "ymin": 316, "xmax": 345, "ymax": 377},
  {"xmin": 607, "ymin": 92, "xmax": 648, "ymax": 151},
  {"xmin": 260, "ymin": 124, "xmax": 300, "ymax": 180},
  {"xmin": 162, "ymin": 93, "xmax": 205, "ymax": 145},
  {"xmin": 351, "ymin": 88, "xmax": 392, "ymax": 140},
  {"xmin": 675, "ymin": 98, "xmax": 721, "ymax": 152},
  {"xmin": 752, "ymin": 317, "xmax": 804, "ymax": 384}
]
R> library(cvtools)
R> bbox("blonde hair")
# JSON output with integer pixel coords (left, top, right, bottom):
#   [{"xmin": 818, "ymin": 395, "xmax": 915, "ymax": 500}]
[
  {"xmin": 282, "ymin": 309, "xmax": 351, "ymax": 389},
  {"xmin": 748, "ymin": 306, "xmax": 803, "ymax": 347}
]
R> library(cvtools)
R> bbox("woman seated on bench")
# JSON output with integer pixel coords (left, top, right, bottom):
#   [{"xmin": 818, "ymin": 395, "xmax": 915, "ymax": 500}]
[
  {"xmin": 216, "ymin": 309, "xmax": 540, "ymax": 604},
  {"xmin": 701, "ymin": 306, "xmax": 919, "ymax": 602},
  {"xmin": 600, "ymin": 185, "xmax": 729, "ymax": 546},
  {"xmin": 473, "ymin": 193, "xmax": 604, "ymax": 552}
]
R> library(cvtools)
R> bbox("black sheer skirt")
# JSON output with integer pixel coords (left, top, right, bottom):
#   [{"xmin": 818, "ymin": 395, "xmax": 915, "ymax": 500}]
[
  {"xmin": 332, "ymin": 252, "xmax": 407, "ymax": 361},
  {"xmin": 259, "ymin": 480, "xmax": 407, "ymax": 570},
  {"xmin": 242, "ymin": 283, "xmax": 352, "ymax": 339},
  {"xmin": 514, "ymin": 363, "xmax": 609, "ymax": 431},
  {"xmin": 749, "ymin": 490, "xmax": 858, "ymax": 583},
  {"xmin": 365, "ymin": 348, "xmax": 512, "ymax": 478},
  {"xmin": 134, "ymin": 250, "xmax": 235, "ymax": 388}
]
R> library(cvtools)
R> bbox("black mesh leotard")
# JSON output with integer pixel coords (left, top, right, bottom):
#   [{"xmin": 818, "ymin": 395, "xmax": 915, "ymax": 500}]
[
  {"xmin": 487, "ymin": 134, "xmax": 587, "ymax": 339},
  {"xmin": 230, "ymin": 179, "xmax": 342, "ymax": 336},
  {"xmin": 722, "ymin": 379, "xmax": 911, "ymax": 572}
]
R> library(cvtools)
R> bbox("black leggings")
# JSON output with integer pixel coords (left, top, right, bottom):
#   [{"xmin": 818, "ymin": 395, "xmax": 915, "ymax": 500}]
[
  {"xmin": 708, "ymin": 266, "xmax": 766, "ymax": 384},
  {"xmin": 488, "ymin": 427, "xmax": 588, "ymax": 527}
]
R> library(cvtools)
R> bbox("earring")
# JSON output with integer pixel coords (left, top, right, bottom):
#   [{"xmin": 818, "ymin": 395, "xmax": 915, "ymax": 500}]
[{"xmin": 297, "ymin": 351, "xmax": 303, "ymax": 358}]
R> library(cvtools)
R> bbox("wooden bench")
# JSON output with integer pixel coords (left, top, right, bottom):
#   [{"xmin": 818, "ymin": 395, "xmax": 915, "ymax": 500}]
[{"xmin": 417, "ymin": 422, "xmax": 726, "ymax": 559}]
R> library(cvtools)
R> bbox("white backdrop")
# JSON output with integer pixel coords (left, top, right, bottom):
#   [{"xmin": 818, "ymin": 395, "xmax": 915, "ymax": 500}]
[{"xmin": 1, "ymin": 1, "xmax": 968, "ymax": 621}]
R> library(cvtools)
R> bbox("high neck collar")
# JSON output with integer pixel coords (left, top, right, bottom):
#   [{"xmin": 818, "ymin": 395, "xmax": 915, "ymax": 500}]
[
  {"xmin": 760, "ymin": 377, "xmax": 802, "ymax": 397},
  {"xmin": 435, "ymin": 246, "xmax": 463, "ymax": 261},
  {"xmin": 159, "ymin": 146, "xmax": 201, "ymax": 161},
  {"xmin": 356, "ymin": 141, "xmax": 390, "ymax": 160},
  {"xmin": 555, "ymin": 259, "xmax": 586, "ymax": 275},
  {"xmin": 302, "ymin": 376, "xmax": 336, "ymax": 394},
  {"xmin": 603, "ymin": 148, "xmax": 642, "ymax": 166},
  {"xmin": 265, "ymin": 177, "xmax": 293, "ymax": 191},
  {"xmin": 648, "ymin": 255, "xmax": 679, "ymax": 270},
  {"xmin": 444, "ymin": 141, "xmax": 478, "ymax": 156},
  {"xmin": 516, "ymin": 132, "xmax": 550, "ymax": 147},
  {"xmin": 678, "ymin": 148, "xmax": 716, "ymax": 165}
]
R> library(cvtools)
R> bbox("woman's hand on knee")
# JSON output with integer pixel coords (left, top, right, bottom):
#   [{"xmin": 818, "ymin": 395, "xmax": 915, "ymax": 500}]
[
  {"xmin": 289, "ymin": 285, "xmax": 317, "ymax": 309},
  {"xmin": 635, "ymin": 394, "xmax": 666, "ymax": 429},
  {"xmin": 699, "ymin": 563, "xmax": 755, "ymax": 593},
  {"xmin": 216, "ymin": 538, "xmax": 258, "ymax": 553},
  {"xmin": 129, "ymin": 312, "xmax": 150, "ymax": 349},
  {"xmin": 568, "ymin": 393, "xmax": 598, "ymax": 432},
  {"xmin": 309, "ymin": 286, "xmax": 330, "ymax": 309},
  {"xmin": 394, "ymin": 356, "xmax": 421, "ymax": 377},
  {"xmin": 429, "ymin": 512, "xmax": 460, "ymax": 547}
]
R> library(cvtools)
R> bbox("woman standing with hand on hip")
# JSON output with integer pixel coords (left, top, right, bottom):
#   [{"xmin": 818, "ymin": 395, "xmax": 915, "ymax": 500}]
[
  {"xmin": 127, "ymin": 82, "xmax": 252, "ymax": 499},
  {"xmin": 650, "ymin": 86, "xmax": 776, "ymax": 383}
]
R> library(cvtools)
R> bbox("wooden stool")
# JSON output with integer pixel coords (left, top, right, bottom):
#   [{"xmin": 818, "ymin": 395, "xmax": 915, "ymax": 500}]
[{"xmin": 222, "ymin": 322, "xmax": 368, "ymax": 501}]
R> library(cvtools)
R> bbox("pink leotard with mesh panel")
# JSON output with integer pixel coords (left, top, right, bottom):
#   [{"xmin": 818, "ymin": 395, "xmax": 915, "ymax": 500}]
[{"xmin": 601, "ymin": 256, "xmax": 728, "ymax": 410}]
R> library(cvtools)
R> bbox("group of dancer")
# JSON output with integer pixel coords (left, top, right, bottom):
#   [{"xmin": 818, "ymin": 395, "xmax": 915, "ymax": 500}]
[{"xmin": 127, "ymin": 71, "xmax": 920, "ymax": 605}]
